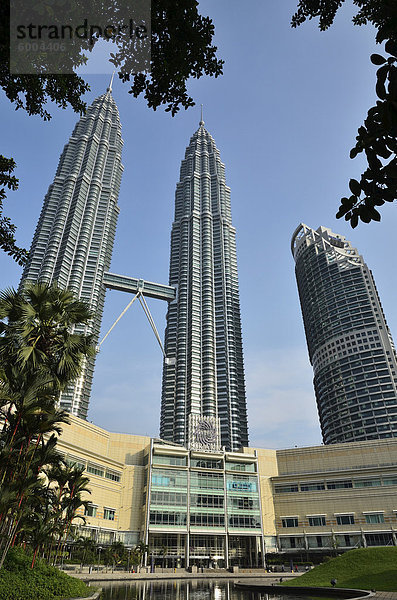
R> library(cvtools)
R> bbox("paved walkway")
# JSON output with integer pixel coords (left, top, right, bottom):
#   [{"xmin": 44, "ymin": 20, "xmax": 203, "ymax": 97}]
[
  {"xmin": 71, "ymin": 570, "xmax": 298, "ymax": 583},
  {"xmin": 371, "ymin": 593, "xmax": 397, "ymax": 600}
]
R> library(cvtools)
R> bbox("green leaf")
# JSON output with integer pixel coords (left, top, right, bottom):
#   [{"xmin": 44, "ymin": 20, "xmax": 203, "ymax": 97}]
[
  {"xmin": 376, "ymin": 65, "xmax": 389, "ymax": 100},
  {"xmin": 349, "ymin": 179, "xmax": 361, "ymax": 196},
  {"xmin": 374, "ymin": 141, "xmax": 391, "ymax": 159},
  {"xmin": 385, "ymin": 40, "xmax": 397, "ymax": 59},
  {"xmin": 376, "ymin": 79, "xmax": 387, "ymax": 100},
  {"xmin": 350, "ymin": 147, "xmax": 360, "ymax": 159},
  {"xmin": 386, "ymin": 161, "xmax": 397, "ymax": 178},
  {"xmin": 350, "ymin": 212, "xmax": 359, "ymax": 228},
  {"xmin": 359, "ymin": 205, "xmax": 371, "ymax": 223},
  {"xmin": 365, "ymin": 150, "xmax": 383, "ymax": 172},
  {"xmin": 336, "ymin": 206, "xmax": 348, "ymax": 218},
  {"xmin": 368, "ymin": 206, "xmax": 381, "ymax": 221},
  {"xmin": 371, "ymin": 53, "xmax": 387, "ymax": 65}
]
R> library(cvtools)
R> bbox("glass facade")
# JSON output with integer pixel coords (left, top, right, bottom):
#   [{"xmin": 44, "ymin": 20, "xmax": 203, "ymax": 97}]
[
  {"xmin": 21, "ymin": 89, "xmax": 123, "ymax": 419},
  {"xmin": 292, "ymin": 224, "xmax": 397, "ymax": 444},
  {"xmin": 160, "ymin": 118, "xmax": 248, "ymax": 451},
  {"xmin": 146, "ymin": 446, "xmax": 263, "ymax": 567},
  {"xmin": 150, "ymin": 468, "xmax": 188, "ymax": 529}
]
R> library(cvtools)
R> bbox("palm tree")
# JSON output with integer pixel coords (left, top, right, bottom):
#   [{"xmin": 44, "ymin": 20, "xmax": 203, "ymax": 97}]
[
  {"xmin": 135, "ymin": 540, "xmax": 149, "ymax": 567},
  {"xmin": 75, "ymin": 537, "xmax": 97, "ymax": 568},
  {"xmin": 53, "ymin": 466, "xmax": 91, "ymax": 565},
  {"xmin": 0, "ymin": 281, "xmax": 95, "ymax": 390},
  {"xmin": 0, "ymin": 282, "xmax": 95, "ymax": 568}
]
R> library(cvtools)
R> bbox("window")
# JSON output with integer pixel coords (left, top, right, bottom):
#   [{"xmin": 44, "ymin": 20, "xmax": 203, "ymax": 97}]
[
  {"xmin": 336, "ymin": 514, "xmax": 355, "ymax": 525},
  {"xmin": 308, "ymin": 516, "xmax": 326, "ymax": 526},
  {"xmin": 191, "ymin": 458, "xmax": 223, "ymax": 469},
  {"xmin": 275, "ymin": 484, "xmax": 299, "ymax": 494},
  {"xmin": 103, "ymin": 508, "xmax": 115, "ymax": 521},
  {"xmin": 152, "ymin": 469, "xmax": 188, "ymax": 489},
  {"xmin": 326, "ymin": 480, "xmax": 353, "ymax": 489},
  {"xmin": 282, "ymin": 517, "xmax": 298, "ymax": 528},
  {"xmin": 153, "ymin": 455, "xmax": 187, "ymax": 467},
  {"xmin": 151, "ymin": 491, "xmax": 187, "ymax": 507},
  {"xmin": 229, "ymin": 515, "xmax": 261, "ymax": 529},
  {"xmin": 105, "ymin": 470, "xmax": 121, "ymax": 482},
  {"xmin": 366, "ymin": 533, "xmax": 393, "ymax": 546},
  {"xmin": 383, "ymin": 476, "xmax": 397, "ymax": 486},
  {"xmin": 191, "ymin": 472, "xmax": 223, "ymax": 491},
  {"xmin": 354, "ymin": 479, "xmax": 381, "ymax": 488},
  {"xmin": 190, "ymin": 513, "xmax": 225, "ymax": 527},
  {"xmin": 149, "ymin": 511, "xmax": 187, "ymax": 526},
  {"xmin": 84, "ymin": 504, "xmax": 97, "ymax": 517},
  {"xmin": 365, "ymin": 513, "xmax": 384, "ymax": 524},
  {"xmin": 87, "ymin": 464, "xmax": 104, "ymax": 477},
  {"xmin": 191, "ymin": 494, "xmax": 224, "ymax": 508},
  {"xmin": 300, "ymin": 482, "xmax": 325, "ymax": 491},
  {"xmin": 225, "ymin": 461, "xmax": 256, "ymax": 473},
  {"xmin": 228, "ymin": 496, "xmax": 260, "ymax": 510}
]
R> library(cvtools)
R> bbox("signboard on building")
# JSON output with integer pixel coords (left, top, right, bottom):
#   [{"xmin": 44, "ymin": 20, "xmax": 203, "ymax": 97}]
[{"xmin": 188, "ymin": 415, "xmax": 221, "ymax": 452}]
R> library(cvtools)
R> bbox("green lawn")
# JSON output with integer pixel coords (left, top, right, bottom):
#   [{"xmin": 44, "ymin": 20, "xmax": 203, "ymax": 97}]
[
  {"xmin": 283, "ymin": 547, "xmax": 397, "ymax": 592},
  {"xmin": 0, "ymin": 548, "xmax": 92, "ymax": 600}
]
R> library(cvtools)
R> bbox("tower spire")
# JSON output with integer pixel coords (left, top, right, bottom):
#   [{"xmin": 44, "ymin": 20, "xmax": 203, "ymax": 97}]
[
  {"xmin": 199, "ymin": 104, "xmax": 204, "ymax": 126},
  {"xmin": 107, "ymin": 70, "xmax": 115, "ymax": 93}
]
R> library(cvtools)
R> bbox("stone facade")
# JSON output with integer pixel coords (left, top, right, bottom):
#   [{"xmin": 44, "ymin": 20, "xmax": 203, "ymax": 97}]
[{"xmin": 57, "ymin": 416, "xmax": 397, "ymax": 562}]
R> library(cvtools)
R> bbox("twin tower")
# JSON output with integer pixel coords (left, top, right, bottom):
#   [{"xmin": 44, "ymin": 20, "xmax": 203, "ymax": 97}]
[
  {"xmin": 21, "ymin": 89, "xmax": 248, "ymax": 452},
  {"xmin": 21, "ymin": 90, "xmax": 397, "ymax": 450}
]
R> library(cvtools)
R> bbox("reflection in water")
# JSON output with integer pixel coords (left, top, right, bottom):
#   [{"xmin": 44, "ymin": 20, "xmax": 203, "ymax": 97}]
[{"xmin": 97, "ymin": 580, "xmax": 313, "ymax": 600}]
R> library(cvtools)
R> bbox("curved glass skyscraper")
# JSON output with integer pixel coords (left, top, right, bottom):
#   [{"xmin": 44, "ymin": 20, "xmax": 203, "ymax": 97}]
[
  {"xmin": 292, "ymin": 224, "xmax": 397, "ymax": 444},
  {"xmin": 21, "ymin": 88, "xmax": 123, "ymax": 419},
  {"xmin": 160, "ymin": 117, "xmax": 248, "ymax": 452}
]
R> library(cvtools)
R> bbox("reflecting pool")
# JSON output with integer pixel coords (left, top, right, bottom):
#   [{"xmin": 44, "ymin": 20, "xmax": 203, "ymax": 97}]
[{"xmin": 97, "ymin": 579, "xmax": 329, "ymax": 600}]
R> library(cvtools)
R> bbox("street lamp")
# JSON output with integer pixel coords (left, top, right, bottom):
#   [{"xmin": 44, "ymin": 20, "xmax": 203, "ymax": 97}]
[
  {"xmin": 97, "ymin": 547, "xmax": 102, "ymax": 572},
  {"xmin": 127, "ymin": 549, "xmax": 131, "ymax": 572}
]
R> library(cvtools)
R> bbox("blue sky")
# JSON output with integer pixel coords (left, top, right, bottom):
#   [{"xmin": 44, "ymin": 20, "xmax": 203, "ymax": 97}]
[{"xmin": 1, "ymin": 1, "xmax": 397, "ymax": 449}]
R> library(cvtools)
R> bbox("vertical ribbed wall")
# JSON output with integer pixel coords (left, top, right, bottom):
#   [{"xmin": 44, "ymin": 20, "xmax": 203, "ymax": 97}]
[
  {"xmin": 292, "ymin": 224, "xmax": 397, "ymax": 444},
  {"xmin": 21, "ymin": 91, "xmax": 124, "ymax": 419},
  {"xmin": 161, "ymin": 122, "xmax": 248, "ymax": 451}
]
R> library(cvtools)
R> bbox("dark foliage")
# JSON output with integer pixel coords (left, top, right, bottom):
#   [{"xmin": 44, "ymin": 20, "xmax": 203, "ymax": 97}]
[
  {"xmin": 0, "ymin": 0, "xmax": 223, "ymax": 118},
  {"xmin": 0, "ymin": 156, "xmax": 28, "ymax": 265},
  {"xmin": 0, "ymin": 0, "xmax": 223, "ymax": 263},
  {"xmin": 0, "ymin": 548, "xmax": 91, "ymax": 600},
  {"xmin": 292, "ymin": 1, "xmax": 397, "ymax": 226}
]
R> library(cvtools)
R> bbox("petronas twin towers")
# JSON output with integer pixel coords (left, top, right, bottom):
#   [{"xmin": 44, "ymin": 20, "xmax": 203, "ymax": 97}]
[
  {"xmin": 22, "ymin": 90, "xmax": 248, "ymax": 451},
  {"xmin": 161, "ymin": 117, "xmax": 248, "ymax": 451},
  {"xmin": 22, "ymin": 89, "xmax": 123, "ymax": 419}
]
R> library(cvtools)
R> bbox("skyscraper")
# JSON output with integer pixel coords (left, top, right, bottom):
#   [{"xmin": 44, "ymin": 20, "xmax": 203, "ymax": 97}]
[
  {"xmin": 160, "ymin": 116, "xmax": 248, "ymax": 452},
  {"xmin": 292, "ymin": 223, "xmax": 397, "ymax": 444},
  {"xmin": 21, "ymin": 88, "xmax": 123, "ymax": 419}
]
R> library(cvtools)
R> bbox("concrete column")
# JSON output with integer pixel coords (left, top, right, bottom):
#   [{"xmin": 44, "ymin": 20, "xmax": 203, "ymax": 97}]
[
  {"xmin": 361, "ymin": 529, "xmax": 367, "ymax": 548},
  {"xmin": 391, "ymin": 528, "xmax": 397, "ymax": 546},
  {"xmin": 261, "ymin": 535, "xmax": 266, "ymax": 569}
]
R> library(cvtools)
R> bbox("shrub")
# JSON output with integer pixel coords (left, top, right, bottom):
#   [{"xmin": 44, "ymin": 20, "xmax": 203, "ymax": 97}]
[{"xmin": 0, "ymin": 548, "xmax": 91, "ymax": 600}]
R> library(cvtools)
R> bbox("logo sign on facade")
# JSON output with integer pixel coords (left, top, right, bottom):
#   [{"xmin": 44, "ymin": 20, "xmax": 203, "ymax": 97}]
[
  {"xmin": 188, "ymin": 415, "xmax": 220, "ymax": 452},
  {"xmin": 227, "ymin": 481, "xmax": 256, "ymax": 492}
]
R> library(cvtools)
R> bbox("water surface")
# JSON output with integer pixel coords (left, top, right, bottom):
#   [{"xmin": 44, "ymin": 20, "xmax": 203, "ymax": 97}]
[{"xmin": 97, "ymin": 579, "xmax": 332, "ymax": 600}]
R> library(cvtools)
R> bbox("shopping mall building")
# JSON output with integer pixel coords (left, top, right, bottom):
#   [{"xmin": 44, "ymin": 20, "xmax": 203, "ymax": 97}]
[{"xmin": 57, "ymin": 416, "xmax": 397, "ymax": 567}]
